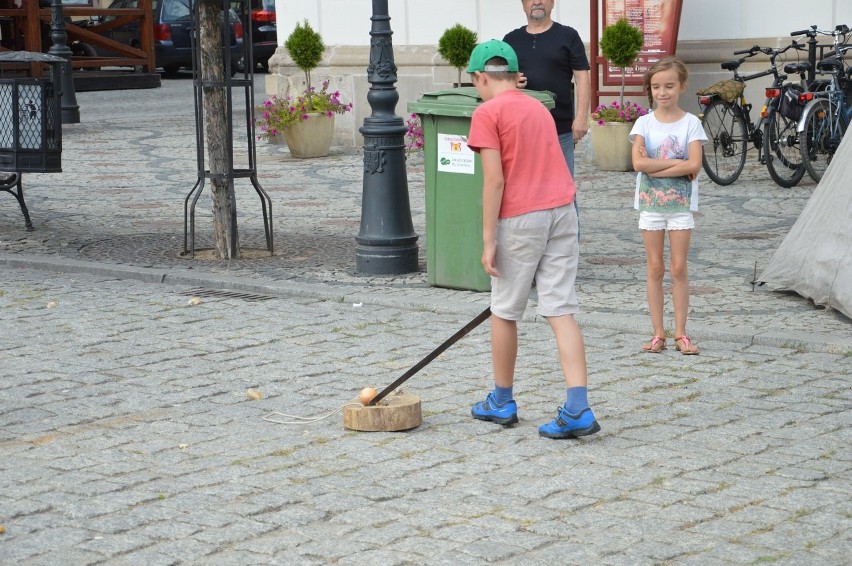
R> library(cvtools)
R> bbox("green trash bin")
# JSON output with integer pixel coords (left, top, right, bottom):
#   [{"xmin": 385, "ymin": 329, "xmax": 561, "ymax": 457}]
[{"xmin": 408, "ymin": 86, "xmax": 555, "ymax": 292}]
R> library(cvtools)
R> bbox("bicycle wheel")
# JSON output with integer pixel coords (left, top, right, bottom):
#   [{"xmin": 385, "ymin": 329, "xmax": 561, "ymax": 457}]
[
  {"xmin": 763, "ymin": 111, "xmax": 805, "ymax": 188},
  {"xmin": 701, "ymin": 98, "xmax": 748, "ymax": 185},
  {"xmin": 799, "ymin": 98, "xmax": 839, "ymax": 183}
]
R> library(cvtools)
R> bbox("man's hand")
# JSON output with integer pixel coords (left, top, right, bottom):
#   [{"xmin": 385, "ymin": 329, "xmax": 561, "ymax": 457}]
[
  {"xmin": 572, "ymin": 70, "xmax": 591, "ymax": 144},
  {"xmin": 516, "ymin": 72, "xmax": 528, "ymax": 89},
  {"xmin": 572, "ymin": 116, "xmax": 589, "ymax": 145}
]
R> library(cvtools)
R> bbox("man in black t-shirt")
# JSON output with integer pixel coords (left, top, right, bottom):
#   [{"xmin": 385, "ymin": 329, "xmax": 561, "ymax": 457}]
[{"xmin": 504, "ymin": 0, "xmax": 591, "ymax": 178}]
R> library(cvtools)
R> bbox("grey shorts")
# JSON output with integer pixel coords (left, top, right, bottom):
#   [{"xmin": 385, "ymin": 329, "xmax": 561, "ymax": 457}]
[{"xmin": 490, "ymin": 204, "xmax": 580, "ymax": 321}]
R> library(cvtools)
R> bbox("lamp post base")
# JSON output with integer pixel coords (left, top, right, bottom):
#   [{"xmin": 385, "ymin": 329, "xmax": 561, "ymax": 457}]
[{"xmin": 355, "ymin": 242, "xmax": 419, "ymax": 274}]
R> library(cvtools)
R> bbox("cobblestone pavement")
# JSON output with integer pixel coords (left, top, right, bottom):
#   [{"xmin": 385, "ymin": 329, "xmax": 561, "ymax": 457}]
[{"xmin": 0, "ymin": 76, "xmax": 850, "ymax": 564}]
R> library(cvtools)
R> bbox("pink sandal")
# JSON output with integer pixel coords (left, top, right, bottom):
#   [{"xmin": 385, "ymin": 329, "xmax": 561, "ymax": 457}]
[
  {"xmin": 674, "ymin": 335, "xmax": 700, "ymax": 355},
  {"xmin": 642, "ymin": 336, "xmax": 666, "ymax": 353}
]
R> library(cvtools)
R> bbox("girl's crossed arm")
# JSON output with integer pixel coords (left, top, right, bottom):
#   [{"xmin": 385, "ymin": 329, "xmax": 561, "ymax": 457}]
[{"xmin": 632, "ymin": 137, "xmax": 703, "ymax": 180}]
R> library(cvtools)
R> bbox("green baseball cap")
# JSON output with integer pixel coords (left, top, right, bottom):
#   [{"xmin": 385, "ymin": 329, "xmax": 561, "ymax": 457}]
[{"xmin": 466, "ymin": 39, "xmax": 520, "ymax": 73}]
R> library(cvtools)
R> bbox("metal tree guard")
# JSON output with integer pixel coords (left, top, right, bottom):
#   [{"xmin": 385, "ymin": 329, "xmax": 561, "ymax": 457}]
[
  {"xmin": 183, "ymin": 0, "xmax": 272, "ymax": 257},
  {"xmin": 355, "ymin": 0, "xmax": 419, "ymax": 274}
]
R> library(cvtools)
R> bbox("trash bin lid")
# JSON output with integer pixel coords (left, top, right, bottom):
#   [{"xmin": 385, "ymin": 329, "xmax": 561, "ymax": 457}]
[
  {"xmin": 0, "ymin": 51, "xmax": 67, "ymax": 64},
  {"xmin": 408, "ymin": 86, "xmax": 555, "ymax": 117}
]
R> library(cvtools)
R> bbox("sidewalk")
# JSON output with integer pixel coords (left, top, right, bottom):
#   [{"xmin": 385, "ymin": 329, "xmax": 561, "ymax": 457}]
[{"xmin": 1, "ymin": 76, "xmax": 850, "ymax": 565}]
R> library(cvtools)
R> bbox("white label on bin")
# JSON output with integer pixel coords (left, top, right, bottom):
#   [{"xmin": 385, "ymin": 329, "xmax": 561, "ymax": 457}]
[
  {"xmin": 18, "ymin": 83, "xmax": 43, "ymax": 150},
  {"xmin": 437, "ymin": 133, "xmax": 475, "ymax": 175}
]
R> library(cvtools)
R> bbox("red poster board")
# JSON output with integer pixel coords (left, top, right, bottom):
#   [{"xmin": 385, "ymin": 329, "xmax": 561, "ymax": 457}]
[
  {"xmin": 602, "ymin": 0, "xmax": 682, "ymax": 85},
  {"xmin": 591, "ymin": 0, "xmax": 683, "ymax": 106}
]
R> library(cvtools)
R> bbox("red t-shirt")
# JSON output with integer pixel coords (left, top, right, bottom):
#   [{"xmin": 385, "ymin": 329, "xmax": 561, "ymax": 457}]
[{"xmin": 467, "ymin": 89, "xmax": 575, "ymax": 218}]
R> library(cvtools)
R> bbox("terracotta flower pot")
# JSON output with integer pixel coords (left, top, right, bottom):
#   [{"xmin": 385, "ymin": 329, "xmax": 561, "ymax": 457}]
[
  {"xmin": 589, "ymin": 121, "xmax": 634, "ymax": 172},
  {"xmin": 283, "ymin": 113, "xmax": 335, "ymax": 158}
]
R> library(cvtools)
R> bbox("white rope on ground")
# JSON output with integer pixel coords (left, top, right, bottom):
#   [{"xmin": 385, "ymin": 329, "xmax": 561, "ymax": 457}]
[
  {"xmin": 262, "ymin": 403, "xmax": 363, "ymax": 425},
  {"xmin": 261, "ymin": 390, "xmax": 401, "ymax": 425}
]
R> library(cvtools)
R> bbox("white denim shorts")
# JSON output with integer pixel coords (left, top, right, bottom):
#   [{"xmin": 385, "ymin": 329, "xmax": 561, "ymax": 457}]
[
  {"xmin": 638, "ymin": 210, "xmax": 695, "ymax": 231},
  {"xmin": 490, "ymin": 204, "xmax": 579, "ymax": 321}
]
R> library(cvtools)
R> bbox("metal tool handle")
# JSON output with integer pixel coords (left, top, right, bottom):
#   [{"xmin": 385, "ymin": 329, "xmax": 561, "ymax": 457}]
[{"xmin": 368, "ymin": 306, "xmax": 492, "ymax": 406}]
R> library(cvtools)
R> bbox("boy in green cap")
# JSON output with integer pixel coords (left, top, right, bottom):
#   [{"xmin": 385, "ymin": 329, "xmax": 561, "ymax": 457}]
[{"xmin": 466, "ymin": 39, "xmax": 600, "ymax": 439}]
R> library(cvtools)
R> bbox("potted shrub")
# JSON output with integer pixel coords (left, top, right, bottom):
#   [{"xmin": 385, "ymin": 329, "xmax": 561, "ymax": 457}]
[
  {"xmin": 437, "ymin": 24, "xmax": 478, "ymax": 87},
  {"xmin": 257, "ymin": 19, "xmax": 353, "ymax": 158},
  {"xmin": 590, "ymin": 17, "xmax": 646, "ymax": 171},
  {"xmin": 285, "ymin": 19, "xmax": 325, "ymax": 90}
]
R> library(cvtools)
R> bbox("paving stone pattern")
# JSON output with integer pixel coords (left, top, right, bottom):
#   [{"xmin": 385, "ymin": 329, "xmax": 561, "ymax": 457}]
[{"xmin": 0, "ymin": 76, "xmax": 850, "ymax": 564}]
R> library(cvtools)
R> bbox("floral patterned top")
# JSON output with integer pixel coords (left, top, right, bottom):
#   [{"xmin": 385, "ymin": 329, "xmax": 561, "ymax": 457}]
[{"xmin": 629, "ymin": 112, "xmax": 707, "ymax": 212}]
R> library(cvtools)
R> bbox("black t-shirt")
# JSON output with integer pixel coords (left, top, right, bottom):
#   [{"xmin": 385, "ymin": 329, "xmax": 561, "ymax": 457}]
[{"xmin": 503, "ymin": 22, "xmax": 590, "ymax": 135}]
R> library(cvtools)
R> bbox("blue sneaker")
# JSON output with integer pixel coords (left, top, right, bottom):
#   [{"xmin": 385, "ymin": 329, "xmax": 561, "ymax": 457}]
[
  {"xmin": 471, "ymin": 392, "xmax": 518, "ymax": 425},
  {"xmin": 538, "ymin": 406, "xmax": 600, "ymax": 439}
]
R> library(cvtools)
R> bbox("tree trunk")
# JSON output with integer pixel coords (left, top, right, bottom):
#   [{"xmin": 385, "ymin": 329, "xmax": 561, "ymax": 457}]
[{"xmin": 199, "ymin": 0, "xmax": 238, "ymax": 259}]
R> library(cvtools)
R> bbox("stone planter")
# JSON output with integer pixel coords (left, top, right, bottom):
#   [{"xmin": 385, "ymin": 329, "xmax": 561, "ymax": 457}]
[
  {"xmin": 283, "ymin": 113, "xmax": 335, "ymax": 158},
  {"xmin": 589, "ymin": 121, "xmax": 634, "ymax": 172}
]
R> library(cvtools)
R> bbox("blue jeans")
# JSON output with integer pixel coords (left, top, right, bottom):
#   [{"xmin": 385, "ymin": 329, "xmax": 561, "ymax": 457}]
[{"xmin": 558, "ymin": 132, "xmax": 580, "ymax": 239}]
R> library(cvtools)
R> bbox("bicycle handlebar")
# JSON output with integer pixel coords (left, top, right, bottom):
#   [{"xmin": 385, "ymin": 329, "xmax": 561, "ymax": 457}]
[
  {"xmin": 771, "ymin": 42, "xmax": 805, "ymax": 59},
  {"xmin": 790, "ymin": 25, "xmax": 817, "ymax": 37},
  {"xmin": 792, "ymin": 25, "xmax": 848, "ymax": 40},
  {"xmin": 724, "ymin": 40, "xmax": 805, "ymax": 83},
  {"xmin": 733, "ymin": 45, "xmax": 760, "ymax": 55}
]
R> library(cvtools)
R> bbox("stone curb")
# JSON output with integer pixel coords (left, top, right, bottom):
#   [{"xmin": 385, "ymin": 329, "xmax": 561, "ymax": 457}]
[{"xmin": 4, "ymin": 252, "xmax": 849, "ymax": 355}]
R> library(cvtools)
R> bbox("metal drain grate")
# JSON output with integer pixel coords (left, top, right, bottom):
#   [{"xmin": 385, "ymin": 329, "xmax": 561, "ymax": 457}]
[{"xmin": 179, "ymin": 288, "xmax": 279, "ymax": 303}]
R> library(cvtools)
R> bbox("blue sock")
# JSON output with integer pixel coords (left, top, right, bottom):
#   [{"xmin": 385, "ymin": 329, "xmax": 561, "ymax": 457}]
[
  {"xmin": 564, "ymin": 387, "xmax": 589, "ymax": 414},
  {"xmin": 493, "ymin": 385, "xmax": 513, "ymax": 405}
]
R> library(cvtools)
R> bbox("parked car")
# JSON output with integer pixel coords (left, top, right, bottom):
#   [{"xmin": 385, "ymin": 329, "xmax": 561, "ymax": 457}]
[
  {"xmin": 233, "ymin": 0, "xmax": 277, "ymax": 73},
  {"xmin": 90, "ymin": 0, "xmax": 244, "ymax": 76}
]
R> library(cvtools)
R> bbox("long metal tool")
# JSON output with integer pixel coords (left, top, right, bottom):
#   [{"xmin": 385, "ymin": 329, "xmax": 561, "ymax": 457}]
[{"xmin": 368, "ymin": 306, "xmax": 492, "ymax": 406}]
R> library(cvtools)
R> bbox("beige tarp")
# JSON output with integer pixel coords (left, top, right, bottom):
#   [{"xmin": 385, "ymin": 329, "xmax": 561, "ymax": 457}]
[{"xmin": 759, "ymin": 132, "xmax": 852, "ymax": 319}]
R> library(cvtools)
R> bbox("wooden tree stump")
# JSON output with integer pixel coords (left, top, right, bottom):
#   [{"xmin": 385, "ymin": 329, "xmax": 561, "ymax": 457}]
[{"xmin": 343, "ymin": 392, "xmax": 422, "ymax": 432}]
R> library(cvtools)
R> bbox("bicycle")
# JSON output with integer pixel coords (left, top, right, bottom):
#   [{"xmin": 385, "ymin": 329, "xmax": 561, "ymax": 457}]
[
  {"xmin": 797, "ymin": 25, "xmax": 852, "ymax": 182},
  {"xmin": 759, "ymin": 28, "xmax": 830, "ymax": 187},
  {"xmin": 698, "ymin": 41, "xmax": 808, "ymax": 186}
]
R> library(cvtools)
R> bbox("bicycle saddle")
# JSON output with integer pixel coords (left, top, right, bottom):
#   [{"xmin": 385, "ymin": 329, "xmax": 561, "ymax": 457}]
[
  {"xmin": 783, "ymin": 62, "xmax": 811, "ymax": 74},
  {"xmin": 721, "ymin": 59, "xmax": 743, "ymax": 71},
  {"xmin": 816, "ymin": 58, "xmax": 844, "ymax": 73}
]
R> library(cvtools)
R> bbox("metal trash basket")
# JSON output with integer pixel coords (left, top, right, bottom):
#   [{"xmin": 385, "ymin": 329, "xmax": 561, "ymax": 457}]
[{"xmin": 0, "ymin": 51, "xmax": 63, "ymax": 173}]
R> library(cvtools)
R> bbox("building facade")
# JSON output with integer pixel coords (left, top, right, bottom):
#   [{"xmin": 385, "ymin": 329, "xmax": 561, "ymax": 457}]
[{"xmin": 265, "ymin": 1, "xmax": 852, "ymax": 147}]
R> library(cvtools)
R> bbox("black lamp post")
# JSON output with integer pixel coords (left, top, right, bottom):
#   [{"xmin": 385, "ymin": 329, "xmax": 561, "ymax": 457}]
[
  {"xmin": 355, "ymin": 0, "xmax": 418, "ymax": 274},
  {"xmin": 47, "ymin": 0, "xmax": 80, "ymax": 124}
]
